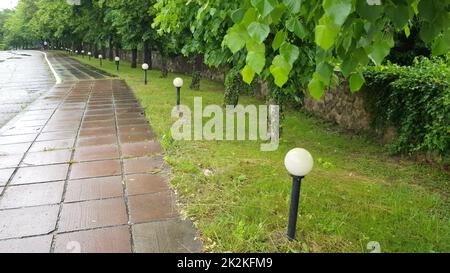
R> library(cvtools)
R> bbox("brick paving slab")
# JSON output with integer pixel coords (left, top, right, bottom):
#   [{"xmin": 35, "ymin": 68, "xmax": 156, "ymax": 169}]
[
  {"xmin": 0, "ymin": 235, "xmax": 53, "ymax": 253},
  {"xmin": 0, "ymin": 181, "xmax": 64, "ymax": 209},
  {"xmin": 54, "ymin": 226, "xmax": 132, "ymax": 253},
  {"xmin": 0, "ymin": 205, "xmax": 59, "ymax": 240},
  {"xmin": 65, "ymin": 176, "xmax": 124, "ymax": 203},
  {"xmin": 0, "ymin": 77, "xmax": 201, "ymax": 253},
  {"xmin": 133, "ymin": 219, "xmax": 202, "ymax": 253}
]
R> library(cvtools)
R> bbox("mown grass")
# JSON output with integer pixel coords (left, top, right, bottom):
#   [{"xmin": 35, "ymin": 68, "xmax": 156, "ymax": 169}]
[{"xmin": 72, "ymin": 54, "xmax": 450, "ymax": 253}]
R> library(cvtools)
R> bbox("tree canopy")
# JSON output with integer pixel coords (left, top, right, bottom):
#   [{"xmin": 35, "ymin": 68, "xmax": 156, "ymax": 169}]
[{"xmin": 0, "ymin": 0, "xmax": 448, "ymax": 98}]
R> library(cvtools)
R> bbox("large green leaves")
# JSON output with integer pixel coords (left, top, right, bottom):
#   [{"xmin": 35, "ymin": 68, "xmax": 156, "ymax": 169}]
[
  {"xmin": 368, "ymin": 38, "xmax": 392, "ymax": 65},
  {"xmin": 286, "ymin": 18, "xmax": 307, "ymax": 39},
  {"xmin": 323, "ymin": 0, "xmax": 352, "ymax": 26},
  {"xmin": 224, "ymin": 25, "xmax": 248, "ymax": 53},
  {"xmin": 241, "ymin": 65, "xmax": 256, "ymax": 84},
  {"xmin": 283, "ymin": 0, "xmax": 302, "ymax": 14},
  {"xmin": 251, "ymin": 0, "xmax": 277, "ymax": 18},
  {"xmin": 272, "ymin": 30, "xmax": 287, "ymax": 50},
  {"xmin": 315, "ymin": 22, "xmax": 338, "ymax": 50},
  {"xmin": 246, "ymin": 39, "xmax": 266, "ymax": 74},
  {"xmin": 270, "ymin": 55, "xmax": 293, "ymax": 87},
  {"xmin": 280, "ymin": 42, "xmax": 299, "ymax": 65},
  {"xmin": 308, "ymin": 73, "xmax": 325, "ymax": 100},
  {"xmin": 248, "ymin": 22, "xmax": 270, "ymax": 43},
  {"xmin": 349, "ymin": 72, "xmax": 365, "ymax": 92}
]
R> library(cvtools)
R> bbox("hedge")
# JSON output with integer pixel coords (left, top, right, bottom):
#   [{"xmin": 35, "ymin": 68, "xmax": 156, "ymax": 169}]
[{"xmin": 364, "ymin": 55, "xmax": 449, "ymax": 160}]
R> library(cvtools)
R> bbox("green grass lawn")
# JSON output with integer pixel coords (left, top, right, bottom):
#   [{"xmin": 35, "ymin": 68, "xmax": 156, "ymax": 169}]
[{"xmin": 72, "ymin": 54, "xmax": 450, "ymax": 253}]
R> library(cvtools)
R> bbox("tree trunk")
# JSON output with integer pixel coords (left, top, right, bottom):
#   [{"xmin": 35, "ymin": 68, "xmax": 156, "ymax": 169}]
[
  {"xmin": 115, "ymin": 46, "xmax": 120, "ymax": 59},
  {"xmin": 144, "ymin": 41, "xmax": 152, "ymax": 69},
  {"xmin": 108, "ymin": 37, "xmax": 114, "ymax": 61},
  {"xmin": 131, "ymin": 48, "xmax": 138, "ymax": 68},
  {"xmin": 160, "ymin": 56, "xmax": 168, "ymax": 78},
  {"xmin": 190, "ymin": 55, "xmax": 202, "ymax": 90}
]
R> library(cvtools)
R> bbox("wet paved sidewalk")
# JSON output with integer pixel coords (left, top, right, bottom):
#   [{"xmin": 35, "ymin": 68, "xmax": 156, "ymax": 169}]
[
  {"xmin": 0, "ymin": 51, "xmax": 55, "ymax": 128},
  {"xmin": 0, "ymin": 78, "xmax": 201, "ymax": 253},
  {"xmin": 47, "ymin": 52, "xmax": 114, "ymax": 81}
]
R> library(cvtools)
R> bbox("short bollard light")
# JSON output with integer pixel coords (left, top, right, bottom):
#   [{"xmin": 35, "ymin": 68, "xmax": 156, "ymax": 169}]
[
  {"xmin": 75, "ymin": 50, "xmax": 78, "ymax": 55},
  {"xmin": 99, "ymin": 54, "xmax": 103, "ymax": 66},
  {"xmin": 284, "ymin": 148, "xmax": 314, "ymax": 241},
  {"xmin": 173, "ymin": 77, "xmax": 183, "ymax": 110},
  {"xmin": 88, "ymin": 51, "xmax": 91, "ymax": 60},
  {"xmin": 81, "ymin": 50, "xmax": 85, "ymax": 58},
  {"xmin": 115, "ymin": 56, "xmax": 120, "ymax": 71},
  {"xmin": 142, "ymin": 63, "xmax": 149, "ymax": 85}
]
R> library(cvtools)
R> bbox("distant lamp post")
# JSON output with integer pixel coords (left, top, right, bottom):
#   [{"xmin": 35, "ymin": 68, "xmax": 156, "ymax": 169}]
[
  {"xmin": 173, "ymin": 77, "xmax": 183, "ymax": 110},
  {"xmin": 115, "ymin": 56, "xmax": 120, "ymax": 71},
  {"xmin": 81, "ymin": 50, "xmax": 85, "ymax": 58},
  {"xmin": 142, "ymin": 63, "xmax": 149, "ymax": 85},
  {"xmin": 284, "ymin": 148, "xmax": 314, "ymax": 241},
  {"xmin": 43, "ymin": 41, "xmax": 48, "ymax": 50},
  {"xmin": 99, "ymin": 54, "xmax": 103, "ymax": 66},
  {"xmin": 88, "ymin": 52, "xmax": 91, "ymax": 60},
  {"xmin": 75, "ymin": 50, "xmax": 78, "ymax": 55}
]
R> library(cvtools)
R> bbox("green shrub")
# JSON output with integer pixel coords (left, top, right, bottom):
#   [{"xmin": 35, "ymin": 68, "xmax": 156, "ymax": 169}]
[{"xmin": 364, "ymin": 55, "xmax": 450, "ymax": 159}]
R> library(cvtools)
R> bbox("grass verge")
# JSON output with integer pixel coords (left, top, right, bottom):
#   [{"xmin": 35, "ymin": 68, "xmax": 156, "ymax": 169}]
[{"xmin": 72, "ymin": 54, "xmax": 450, "ymax": 253}]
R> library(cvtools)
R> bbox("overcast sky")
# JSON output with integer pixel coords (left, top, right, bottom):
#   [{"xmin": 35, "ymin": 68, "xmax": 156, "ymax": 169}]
[{"xmin": 0, "ymin": 0, "xmax": 19, "ymax": 10}]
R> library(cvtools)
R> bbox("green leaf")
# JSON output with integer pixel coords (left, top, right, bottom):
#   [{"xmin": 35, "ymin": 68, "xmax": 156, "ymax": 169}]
[
  {"xmin": 286, "ymin": 18, "xmax": 307, "ymax": 39},
  {"xmin": 308, "ymin": 73, "xmax": 325, "ymax": 100},
  {"xmin": 431, "ymin": 29, "xmax": 450, "ymax": 56},
  {"xmin": 280, "ymin": 42, "xmax": 299, "ymax": 65},
  {"xmin": 224, "ymin": 24, "xmax": 250, "ymax": 54},
  {"xmin": 246, "ymin": 39, "xmax": 265, "ymax": 54},
  {"xmin": 283, "ymin": 0, "xmax": 302, "ymax": 14},
  {"xmin": 356, "ymin": 0, "xmax": 383, "ymax": 22},
  {"xmin": 316, "ymin": 62, "xmax": 333, "ymax": 84},
  {"xmin": 404, "ymin": 25, "xmax": 410, "ymax": 38},
  {"xmin": 323, "ymin": 0, "xmax": 352, "ymax": 26},
  {"xmin": 368, "ymin": 39, "xmax": 391, "ymax": 65},
  {"xmin": 270, "ymin": 4, "xmax": 286, "ymax": 24},
  {"xmin": 231, "ymin": 9, "xmax": 245, "ymax": 24},
  {"xmin": 272, "ymin": 30, "xmax": 287, "ymax": 50},
  {"xmin": 349, "ymin": 72, "xmax": 365, "ymax": 92},
  {"xmin": 248, "ymin": 22, "xmax": 270, "ymax": 43},
  {"xmin": 241, "ymin": 65, "xmax": 256, "ymax": 84},
  {"xmin": 385, "ymin": 4, "xmax": 411, "ymax": 29},
  {"xmin": 270, "ymin": 55, "xmax": 293, "ymax": 87},
  {"xmin": 315, "ymin": 23, "xmax": 338, "ymax": 50},
  {"xmin": 251, "ymin": 0, "xmax": 276, "ymax": 17},
  {"xmin": 246, "ymin": 51, "xmax": 266, "ymax": 74},
  {"xmin": 224, "ymin": 31, "xmax": 245, "ymax": 53},
  {"xmin": 241, "ymin": 8, "xmax": 258, "ymax": 27}
]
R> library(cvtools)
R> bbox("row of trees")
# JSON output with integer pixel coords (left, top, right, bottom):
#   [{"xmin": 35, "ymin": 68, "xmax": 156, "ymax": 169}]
[{"xmin": 1, "ymin": 0, "xmax": 448, "ymax": 98}]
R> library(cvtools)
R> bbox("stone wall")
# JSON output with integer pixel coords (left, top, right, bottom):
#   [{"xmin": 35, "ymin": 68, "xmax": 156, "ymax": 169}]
[{"xmin": 303, "ymin": 80, "xmax": 372, "ymax": 132}]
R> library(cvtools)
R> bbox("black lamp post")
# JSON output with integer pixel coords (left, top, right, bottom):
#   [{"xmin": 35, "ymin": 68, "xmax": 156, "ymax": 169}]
[
  {"xmin": 142, "ymin": 63, "xmax": 149, "ymax": 84},
  {"xmin": 115, "ymin": 56, "xmax": 120, "ymax": 71},
  {"xmin": 81, "ymin": 50, "xmax": 85, "ymax": 58},
  {"xmin": 88, "ymin": 52, "xmax": 91, "ymax": 61},
  {"xmin": 99, "ymin": 54, "xmax": 103, "ymax": 67},
  {"xmin": 284, "ymin": 148, "xmax": 314, "ymax": 241},
  {"xmin": 173, "ymin": 77, "xmax": 184, "ymax": 110}
]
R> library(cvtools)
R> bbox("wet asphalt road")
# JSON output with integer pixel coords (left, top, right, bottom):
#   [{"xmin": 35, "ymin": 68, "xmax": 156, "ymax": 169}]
[
  {"xmin": 0, "ymin": 51, "xmax": 55, "ymax": 128},
  {"xmin": 0, "ymin": 50, "xmax": 113, "ymax": 128}
]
